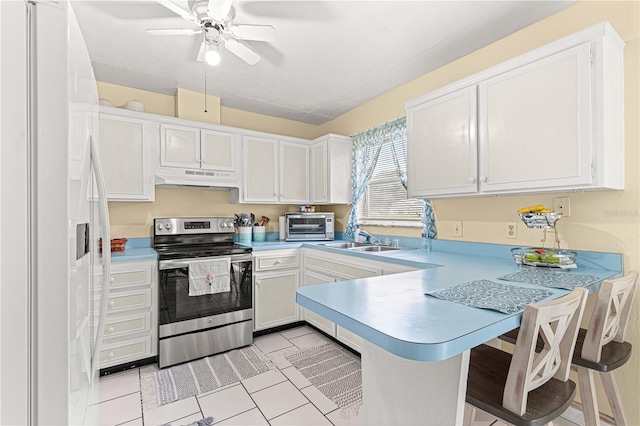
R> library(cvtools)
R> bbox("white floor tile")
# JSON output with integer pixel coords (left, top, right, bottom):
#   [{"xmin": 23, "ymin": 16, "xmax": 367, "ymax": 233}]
[
  {"xmin": 253, "ymin": 333, "xmax": 295, "ymax": 354},
  {"xmin": 165, "ymin": 413, "xmax": 210, "ymax": 426},
  {"xmin": 326, "ymin": 406, "xmax": 365, "ymax": 426},
  {"xmin": 281, "ymin": 366, "xmax": 312, "ymax": 389},
  {"xmin": 288, "ymin": 332, "xmax": 330, "ymax": 349},
  {"xmin": 86, "ymin": 392, "xmax": 141, "ymax": 426},
  {"xmin": 214, "ymin": 408, "xmax": 269, "ymax": 425},
  {"xmin": 251, "ymin": 381, "xmax": 308, "ymax": 420},
  {"xmin": 301, "ymin": 385, "xmax": 338, "ymax": 414},
  {"xmin": 117, "ymin": 417, "xmax": 143, "ymax": 426},
  {"xmin": 198, "ymin": 383, "xmax": 256, "ymax": 423},
  {"xmin": 142, "ymin": 396, "xmax": 201, "ymax": 426},
  {"xmin": 270, "ymin": 403, "xmax": 333, "ymax": 425},
  {"xmin": 241, "ymin": 369, "xmax": 287, "ymax": 394},
  {"xmin": 280, "ymin": 326, "xmax": 314, "ymax": 340},
  {"xmin": 94, "ymin": 369, "xmax": 140, "ymax": 404},
  {"xmin": 139, "ymin": 363, "xmax": 160, "ymax": 375},
  {"xmin": 265, "ymin": 346, "xmax": 296, "ymax": 370}
]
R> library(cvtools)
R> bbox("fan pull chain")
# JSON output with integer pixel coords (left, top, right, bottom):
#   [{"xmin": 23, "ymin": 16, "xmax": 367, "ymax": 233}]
[{"xmin": 204, "ymin": 57, "xmax": 208, "ymax": 113}]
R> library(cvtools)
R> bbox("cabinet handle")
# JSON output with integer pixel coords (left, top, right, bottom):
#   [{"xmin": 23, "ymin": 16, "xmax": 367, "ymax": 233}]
[
  {"xmin": 256, "ymin": 280, "xmax": 261, "ymax": 286},
  {"xmin": 106, "ymin": 327, "xmax": 114, "ymax": 335},
  {"xmin": 108, "ymin": 352, "xmax": 115, "ymax": 359},
  {"xmin": 480, "ymin": 176, "xmax": 487, "ymax": 182},
  {"xmin": 468, "ymin": 177, "xmax": 476, "ymax": 184},
  {"xmin": 108, "ymin": 301, "xmax": 115, "ymax": 309},
  {"xmin": 110, "ymin": 277, "xmax": 115, "ymax": 283},
  {"xmin": 274, "ymin": 260, "xmax": 281, "ymax": 265}
]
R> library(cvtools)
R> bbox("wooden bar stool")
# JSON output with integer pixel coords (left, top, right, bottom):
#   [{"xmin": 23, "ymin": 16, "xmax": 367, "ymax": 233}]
[
  {"xmin": 465, "ymin": 287, "xmax": 588, "ymax": 426},
  {"xmin": 499, "ymin": 272, "xmax": 638, "ymax": 425}
]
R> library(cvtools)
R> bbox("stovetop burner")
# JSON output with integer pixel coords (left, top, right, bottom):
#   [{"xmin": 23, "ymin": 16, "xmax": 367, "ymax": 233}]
[{"xmin": 153, "ymin": 217, "xmax": 252, "ymax": 260}]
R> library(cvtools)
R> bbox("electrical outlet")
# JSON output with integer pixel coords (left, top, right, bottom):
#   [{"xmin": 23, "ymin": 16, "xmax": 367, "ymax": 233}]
[
  {"xmin": 553, "ymin": 197, "xmax": 571, "ymax": 217},
  {"xmin": 505, "ymin": 222, "xmax": 517, "ymax": 239},
  {"xmin": 453, "ymin": 221, "xmax": 463, "ymax": 237}
]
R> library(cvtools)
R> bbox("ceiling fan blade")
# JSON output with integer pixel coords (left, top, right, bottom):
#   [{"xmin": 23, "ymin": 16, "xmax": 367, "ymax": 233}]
[
  {"xmin": 147, "ymin": 28, "xmax": 202, "ymax": 36},
  {"xmin": 196, "ymin": 41, "xmax": 206, "ymax": 62},
  {"xmin": 156, "ymin": 0, "xmax": 197, "ymax": 23},
  {"xmin": 208, "ymin": 0, "xmax": 233, "ymax": 23},
  {"xmin": 229, "ymin": 24, "xmax": 276, "ymax": 42},
  {"xmin": 224, "ymin": 38, "xmax": 260, "ymax": 65}
]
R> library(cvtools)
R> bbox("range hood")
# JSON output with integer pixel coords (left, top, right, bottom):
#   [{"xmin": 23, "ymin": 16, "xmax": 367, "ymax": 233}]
[{"xmin": 155, "ymin": 167, "xmax": 241, "ymax": 189}]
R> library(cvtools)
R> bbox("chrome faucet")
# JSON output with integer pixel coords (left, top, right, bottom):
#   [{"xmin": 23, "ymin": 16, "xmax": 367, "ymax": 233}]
[{"xmin": 358, "ymin": 230, "xmax": 383, "ymax": 245}]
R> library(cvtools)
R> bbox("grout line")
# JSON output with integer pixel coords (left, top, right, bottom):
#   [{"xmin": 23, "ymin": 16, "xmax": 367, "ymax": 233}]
[
  {"xmin": 90, "ymin": 390, "xmax": 141, "ymax": 407},
  {"xmin": 240, "ymin": 379, "xmax": 269, "ymax": 423},
  {"xmin": 115, "ymin": 417, "xmax": 143, "ymax": 426}
]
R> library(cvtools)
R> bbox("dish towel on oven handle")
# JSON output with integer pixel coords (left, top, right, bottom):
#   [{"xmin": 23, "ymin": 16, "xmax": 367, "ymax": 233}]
[{"xmin": 188, "ymin": 258, "xmax": 231, "ymax": 296}]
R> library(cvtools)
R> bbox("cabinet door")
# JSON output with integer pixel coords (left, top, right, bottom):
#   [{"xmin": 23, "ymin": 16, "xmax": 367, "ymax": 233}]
[
  {"xmin": 407, "ymin": 85, "xmax": 478, "ymax": 198},
  {"xmin": 310, "ymin": 141, "xmax": 328, "ymax": 203},
  {"xmin": 302, "ymin": 269, "xmax": 337, "ymax": 336},
  {"xmin": 254, "ymin": 270, "xmax": 300, "ymax": 331},
  {"xmin": 161, "ymin": 123, "xmax": 201, "ymax": 169},
  {"xmin": 99, "ymin": 115, "xmax": 155, "ymax": 201},
  {"xmin": 201, "ymin": 129, "xmax": 237, "ymax": 172},
  {"xmin": 279, "ymin": 141, "xmax": 309, "ymax": 203},
  {"xmin": 478, "ymin": 44, "xmax": 592, "ymax": 193},
  {"xmin": 243, "ymin": 136, "xmax": 278, "ymax": 202}
]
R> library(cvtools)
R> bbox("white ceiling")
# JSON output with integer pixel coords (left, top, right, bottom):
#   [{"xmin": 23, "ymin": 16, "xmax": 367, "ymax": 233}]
[{"xmin": 71, "ymin": 0, "xmax": 577, "ymax": 125}]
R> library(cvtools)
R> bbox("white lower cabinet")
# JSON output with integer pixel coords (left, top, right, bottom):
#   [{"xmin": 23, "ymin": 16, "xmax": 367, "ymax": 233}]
[
  {"xmin": 94, "ymin": 259, "xmax": 157, "ymax": 369},
  {"xmin": 301, "ymin": 269, "xmax": 338, "ymax": 336},
  {"xmin": 253, "ymin": 250, "xmax": 301, "ymax": 331}
]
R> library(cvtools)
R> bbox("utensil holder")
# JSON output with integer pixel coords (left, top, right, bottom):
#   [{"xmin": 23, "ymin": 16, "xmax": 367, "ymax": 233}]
[
  {"xmin": 253, "ymin": 226, "xmax": 266, "ymax": 242},
  {"xmin": 236, "ymin": 226, "xmax": 252, "ymax": 244}
]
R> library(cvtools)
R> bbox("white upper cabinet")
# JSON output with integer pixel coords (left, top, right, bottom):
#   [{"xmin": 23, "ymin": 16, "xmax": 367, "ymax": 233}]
[
  {"xmin": 99, "ymin": 110, "xmax": 158, "ymax": 201},
  {"xmin": 160, "ymin": 123, "xmax": 236, "ymax": 172},
  {"xmin": 406, "ymin": 22, "xmax": 624, "ymax": 198},
  {"xmin": 310, "ymin": 134, "xmax": 352, "ymax": 204},
  {"xmin": 407, "ymin": 86, "xmax": 478, "ymax": 198},
  {"xmin": 478, "ymin": 44, "xmax": 592, "ymax": 193},
  {"xmin": 239, "ymin": 136, "xmax": 309, "ymax": 204}
]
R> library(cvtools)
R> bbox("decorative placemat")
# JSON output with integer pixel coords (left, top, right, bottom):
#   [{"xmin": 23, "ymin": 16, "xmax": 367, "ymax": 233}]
[
  {"xmin": 498, "ymin": 268, "xmax": 600, "ymax": 290},
  {"xmin": 425, "ymin": 280, "xmax": 552, "ymax": 315}
]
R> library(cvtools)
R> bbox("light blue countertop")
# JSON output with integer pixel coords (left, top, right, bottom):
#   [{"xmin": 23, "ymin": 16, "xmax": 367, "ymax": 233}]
[
  {"xmin": 109, "ymin": 238, "xmax": 157, "ymax": 262},
  {"xmin": 295, "ymin": 240, "xmax": 622, "ymax": 362}
]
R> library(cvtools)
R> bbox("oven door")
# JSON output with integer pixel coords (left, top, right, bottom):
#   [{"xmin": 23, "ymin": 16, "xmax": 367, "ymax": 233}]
[
  {"xmin": 158, "ymin": 253, "xmax": 253, "ymax": 337},
  {"xmin": 286, "ymin": 215, "xmax": 332, "ymax": 241}
]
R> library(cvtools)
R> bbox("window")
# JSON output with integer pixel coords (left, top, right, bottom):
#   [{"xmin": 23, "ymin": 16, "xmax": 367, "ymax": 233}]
[{"xmin": 358, "ymin": 136, "xmax": 423, "ymax": 227}]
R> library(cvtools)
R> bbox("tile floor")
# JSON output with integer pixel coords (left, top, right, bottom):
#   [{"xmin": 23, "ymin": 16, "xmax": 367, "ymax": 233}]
[{"xmin": 89, "ymin": 326, "xmax": 582, "ymax": 426}]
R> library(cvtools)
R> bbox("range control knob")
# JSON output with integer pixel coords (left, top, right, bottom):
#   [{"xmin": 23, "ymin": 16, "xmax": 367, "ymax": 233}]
[
  {"xmin": 165, "ymin": 223, "xmax": 172, "ymax": 230},
  {"xmin": 220, "ymin": 222, "xmax": 228, "ymax": 229},
  {"xmin": 157, "ymin": 223, "xmax": 164, "ymax": 231}
]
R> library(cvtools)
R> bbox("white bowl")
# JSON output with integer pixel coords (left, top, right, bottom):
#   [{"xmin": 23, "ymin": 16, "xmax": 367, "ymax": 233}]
[
  {"xmin": 123, "ymin": 100, "xmax": 145, "ymax": 112},
  {"xmin": 99, "ymin": 98, "xmax": 114, "ymax": 107}
]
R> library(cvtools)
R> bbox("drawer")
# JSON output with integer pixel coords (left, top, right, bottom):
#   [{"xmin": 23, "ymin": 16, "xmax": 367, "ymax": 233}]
[
  {"xmin": 94, "ymin": 288, "xmax": 151, "ymax": 314},
  {"xmin": 95, "ymin": 260, "xmax": 155, "ymax": 291},
  {"xmin": 93, "ymin": 311, "xmax": 151, "ymax": 341},
  {"xmin": 254, "ymin": 251, "xmax": 299, "ymax": 271},
  {"xmin": 99, "ymin": 335, "xmax": 152, "ymax": 368},
  {"xmin": 305, "ymin": 255, "xmax": 379, "ymax": 279}
]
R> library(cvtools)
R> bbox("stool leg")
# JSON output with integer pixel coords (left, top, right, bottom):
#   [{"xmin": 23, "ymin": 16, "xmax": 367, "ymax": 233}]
[
  {"xmin": 600, "ymin": 371, "xmax": 628, "ymax": 426},
  {"xmin": 577, "ymin": 366, "xmax": 600, "ymax": 425},
  {"xmin": 463, "ymin": 404, "xmax": 475, "ymax": 426}
]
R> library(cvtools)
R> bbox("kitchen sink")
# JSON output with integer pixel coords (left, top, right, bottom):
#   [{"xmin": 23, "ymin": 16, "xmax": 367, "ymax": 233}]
[
  {"xmin": 319, "ymin": 242, "xmax": 370, "ymax": 249},
  {"xmin": 319, "ymin": 242, "xmax": 405, "ymax": 251}
]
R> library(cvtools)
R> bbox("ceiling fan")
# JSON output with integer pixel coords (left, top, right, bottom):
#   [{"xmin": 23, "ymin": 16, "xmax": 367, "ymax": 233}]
[{"xmin": 148, "ymin": 0, "xmax": 276, "ymax": 65}]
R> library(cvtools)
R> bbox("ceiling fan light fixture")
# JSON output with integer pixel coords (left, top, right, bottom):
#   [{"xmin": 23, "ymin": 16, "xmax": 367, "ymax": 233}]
[{"xmin": 205, "ymin": 44, "xmax": 221, "ymax": 66}]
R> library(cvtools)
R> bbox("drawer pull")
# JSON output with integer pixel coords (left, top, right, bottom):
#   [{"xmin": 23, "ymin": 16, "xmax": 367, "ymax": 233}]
[
  {"xmin": 106, "ymin": 327, "xmax": 114, "ymax": 335},
  {"xmin": 108, "ymin": 301, "xmax": 115, "ymax": 309},
  {"xmin": 110, "ymin": 277, "xmax": 115, "ymax": 283},
  {"xmin": 274, "ymin": 260, "xmax": 281, "ymax": 265},
  {"xmin": 256, "ymin": 280, "xmax": 261, "ymax": 286},
  {"xmin": 108, "ymin": 352, "xmax": 115, "ymax": 359}
]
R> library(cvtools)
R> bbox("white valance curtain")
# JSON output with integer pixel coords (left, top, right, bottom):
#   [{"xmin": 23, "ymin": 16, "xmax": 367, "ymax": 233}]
[{"xmin": 345, "ymin": 117, "xmax": 437, "ymax": 239}]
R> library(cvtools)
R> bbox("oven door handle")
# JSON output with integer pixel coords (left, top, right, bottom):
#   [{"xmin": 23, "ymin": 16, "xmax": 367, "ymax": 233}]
[{"xmin": 159, "ymin": 253, "xmax": 253, "ymax": 270}]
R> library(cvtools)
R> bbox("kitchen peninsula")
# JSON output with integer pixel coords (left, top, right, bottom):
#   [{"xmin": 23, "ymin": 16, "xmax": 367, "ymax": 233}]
[{"xmin": 295, "ymin": 241, "xmax": 622, "ymax": 425}]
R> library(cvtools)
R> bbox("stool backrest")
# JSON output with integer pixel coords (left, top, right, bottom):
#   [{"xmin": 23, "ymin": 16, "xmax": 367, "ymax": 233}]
[
  {"xmin": 503, "ymin": 287, "xmax": 588, "ymax": 416},
  {"xmin": 582, "ymin": 271, "xmax": 639, "ymax": 363}
]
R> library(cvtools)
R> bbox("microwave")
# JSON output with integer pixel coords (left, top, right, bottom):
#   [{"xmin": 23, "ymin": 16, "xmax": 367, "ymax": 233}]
[{"xmin": 285, "ymin": 212, "xmax": 334, "ymax": 241}]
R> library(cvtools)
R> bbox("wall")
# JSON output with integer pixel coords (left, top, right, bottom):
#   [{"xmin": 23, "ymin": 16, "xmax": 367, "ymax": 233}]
[{"xmin": 319, "ymin": 1, "xmax": 640, "ymax": 422}]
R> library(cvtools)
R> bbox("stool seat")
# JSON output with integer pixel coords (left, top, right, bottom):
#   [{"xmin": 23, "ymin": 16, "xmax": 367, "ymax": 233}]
[{"xmin": 467, "ymin": 344, "xmax": 576, "ymax": 426}]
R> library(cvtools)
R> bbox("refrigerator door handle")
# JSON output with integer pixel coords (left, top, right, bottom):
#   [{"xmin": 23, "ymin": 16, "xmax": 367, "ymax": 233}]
[{"xmin": 89, "ymin": 135, "xmax": 111, "ymax": 380}]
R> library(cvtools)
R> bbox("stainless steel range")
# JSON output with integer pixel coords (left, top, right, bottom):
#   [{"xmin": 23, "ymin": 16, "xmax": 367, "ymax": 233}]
[{"xmin": 154, "ymin": 217, "xmax": 253, "ymax": 368}]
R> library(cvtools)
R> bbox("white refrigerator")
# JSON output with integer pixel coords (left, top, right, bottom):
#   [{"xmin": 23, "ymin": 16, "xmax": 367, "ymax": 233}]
[{"xmin": 0, "ymin": 1, "xmax": 111, "ymax": 424}]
